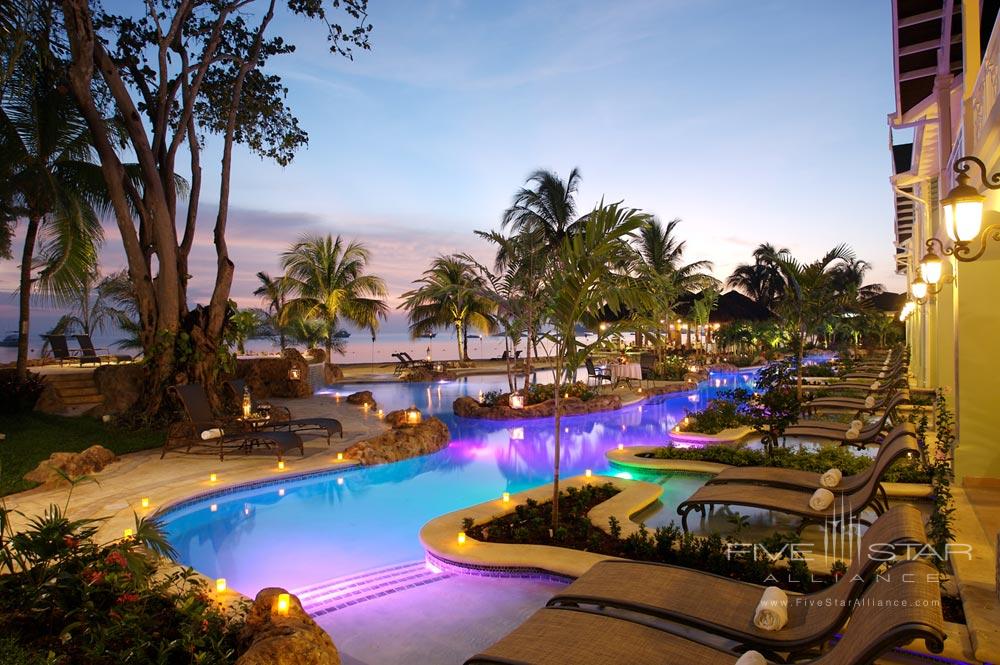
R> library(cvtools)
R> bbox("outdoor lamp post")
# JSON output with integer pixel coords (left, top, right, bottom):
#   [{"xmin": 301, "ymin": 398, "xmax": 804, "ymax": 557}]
[{"xmin": 927, "ymin": 156, "xmax": 1000, "ymax": 263}]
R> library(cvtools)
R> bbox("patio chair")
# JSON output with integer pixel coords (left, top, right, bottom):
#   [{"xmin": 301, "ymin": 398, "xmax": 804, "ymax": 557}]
[
  {"xmin": 225, "ymin": 378, "xmax": 343, "ymax": 445},
  {"xmin": 468, "ymin": 560, "xmax": 944, "ymax": 665},
  {"xmin": 676, "ymin": 431, "xmax": 917, "ymax": 532},
  {"xmin": 705, "ymin": 425, "xmax": 919, "ymax": 498},
  {"xmin": 73, "ymin": 333, "xmax": 132, "ymax": 363},
  {"xmin": 163, "ymin": 383, "xmax": 303, "ymax": 461},
  {"xmin": 584, "ymin": 357, "xmax": 611, "ymax": 388},
  {"xmin": 785, "ymin": 394, "xmax": 907, "ymax": 447},
  {"xmin": 491, "ymin": 349, "xmax": 510, "ymax": 361},
  {"xmin": 547, "ymin": 505, "xmax": 928, "ymax": 657},
  {"xmin": 42, "ymin": 333, "xmax": 99, "ymax": 366},
  {"xmin": 802, "ymin": 383, "xmax": 907, "ymax": 417}
]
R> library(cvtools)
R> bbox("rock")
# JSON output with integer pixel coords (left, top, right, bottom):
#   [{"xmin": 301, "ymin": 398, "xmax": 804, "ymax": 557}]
[
  {"xmin": 683, "ymin": 370, "xmax": 709, "ymax": 383},
  {"xmin": 344, "ymin": 416, "xmax": 450, "ymax": 465},
  {"xmin": 323, "ymin": 363, "xmax": 344, "ymax": 384},
  {"xmin": 91, "ymin": 363, "xmax": 145, "ymax": 415},
  {"xmin": 399, "ymin": 367, "xmax": 457, "ymax": 382},
  {"xmin": 706, "ymin": 362, "xmax": 739, "ymax": 373},
  {"xmin": 236, "ymin": 587, "xmax": 339, "ymax": 665},
  {"xmin": 346, "ymin": 391, "xmax": 377, "ymax": 408},
  {"xmin": 302, "ymin": 347, "xmax": 327, "ymax": 364},
  {"xmin": 453, "ymin": 394, "xmax": 623, "ymax": 420},
  {"xmin": 235, "ymin": 351, "xmax": 311, "ymax": 399},
  {"xmin": 24, "ymin": 444, "xmax": 118, "ymax": 486}
]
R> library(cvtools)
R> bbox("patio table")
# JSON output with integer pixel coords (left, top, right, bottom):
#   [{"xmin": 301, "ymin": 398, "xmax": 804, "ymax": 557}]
[{"xmin": 609, "ymin": 362, "xmax": 642, "ymax": 389}]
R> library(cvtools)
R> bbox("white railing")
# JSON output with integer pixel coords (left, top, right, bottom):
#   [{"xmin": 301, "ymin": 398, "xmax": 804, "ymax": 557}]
[{"xmin": 970, "ymin": 12, "xmax": 1000, "ymax": 152}]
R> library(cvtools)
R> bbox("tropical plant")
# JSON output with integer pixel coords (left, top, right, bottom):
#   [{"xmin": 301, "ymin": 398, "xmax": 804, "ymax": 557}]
[
  {"xmin": 635, "ymin": 218, "xmax": 717, "ymax": 293},
  {"xmin": 285, "ymin": 316, "xmax": 344, "ymax": 354},
  {"xmin": 926, "ymin": 390, "xmax": 956, "ymax": 565},
  {"xmin": 43, "ymin": 270, "xmax": 133, "ymax": 346},
  {"xmin": 401, "ymin": 255, "xmax": 496, "ymax": 361},
  {"xmin": 1, "ymin": 59, "xmax": 108, "ymax": 379},
  {"xmin": 730, "ymin": 360, "xmax": 800, "ymax": 456},
  {"xmin": 225, "ymin": 307, "xmax": 270, "ymax": 355},
  {"xmin": 541, "ymin": 201, "xmax": 654, "ymax": 529},
  {"xmin": 254, "ymin": 271, "xmax": 292, "ymax": 349},
  {"xmin": 727, "ymin": 243, "xmax": 790, "ymax": 309},
  {"xmin": 281, "ymin": 234, "xmax": 388, "ymax": 357}
]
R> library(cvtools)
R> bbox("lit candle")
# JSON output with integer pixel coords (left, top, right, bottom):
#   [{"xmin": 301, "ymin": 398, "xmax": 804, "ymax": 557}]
[
  {"xmin": 140, "ymin": 497, "xmax": 150, "ymax": 509},
  {"xmin": 216, "ymin": 578, "xmax": 227, "ymax": 593},
  {"xmin": 502, "ymin": 492, "xmax": 510, "ymax": 504},
  {"xmin": 457, "ymin": 532, "xmax": 467, "ymax": 545},
  {"xmin": 617, "ymin": 443, "xmax": 624, "ymax": 451},
  {"xmin": 337, "ymin": 477, "xmax": 344, "ymax": 485},
  {"xmin": 276, "ymin": 593, "xmax": 290, "ymax": 616},
  {"xmin": 336, "ymin": 452, "xmax": 344, "ymax": 461},
  {"xmin": 377, "ymin": 409, "xmax": 384, "ymax": 418},
  {"xmin": 278, "ymin": 488, "xmax": 285, "ymax": 497},
  {"xmin": 123, "ymin": 528, "xmax": 133, "ymax": 538},
  {"xmin": 277, "ymin": 460, "xmax": 285, "ymax": 471},
  {"xmin": 585, "ymin": 469, "xmax": 592, "ymax": 478},
  {"xmin": 210, "ymin": 503, "xmax": 218, "ymax": 512},
  {"xmin": 209, "ymin": 473, "xmax": 217, "ymax": 483}
]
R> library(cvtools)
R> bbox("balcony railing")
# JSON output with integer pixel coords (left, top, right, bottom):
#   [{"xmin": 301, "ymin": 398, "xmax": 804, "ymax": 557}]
[{"xmin": 969, "ymin": 12, "xmax": 1000, "ymax": 155}]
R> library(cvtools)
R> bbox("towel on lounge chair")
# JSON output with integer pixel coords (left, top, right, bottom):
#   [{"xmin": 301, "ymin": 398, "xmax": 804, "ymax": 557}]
[
  {"xmin": 871, "ymin": 381, "xmax": 880, "ymax": 390},
  {"xmin": 753, "ymin": 587, "xmax": 788, "ymax": 631},
  {"xmin": 201, "ymin": 428, "xmax": 224, "ymax": 440},
  {"xmin": 735, "ymin": 652, "xmax": 767, "ymax": 665},
  {"xmin": 865, "ymin": 396, "xmax": 875, "ymax": 409},
  {"xmin": 850, "ymin": 419, "xmax": 863, "ymax": 430},
  {"xmin": 809, "ymin": 488, "xmax": 834, "ymax": 511},
  {"xmin": 820, "ymin": 468, "xmax": 843, "ymax": 488}
]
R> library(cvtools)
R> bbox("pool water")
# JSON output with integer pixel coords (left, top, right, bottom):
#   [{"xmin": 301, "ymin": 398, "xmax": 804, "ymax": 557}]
[{"xmin": 162, "ymin": 370, "xmax": 758, "ymax": 596}]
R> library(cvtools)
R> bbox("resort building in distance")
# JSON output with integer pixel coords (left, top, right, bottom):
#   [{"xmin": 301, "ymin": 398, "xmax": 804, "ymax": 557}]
[{"xmin": 891, "ymin": 0, "xmax": 1000, "ymax": 482}]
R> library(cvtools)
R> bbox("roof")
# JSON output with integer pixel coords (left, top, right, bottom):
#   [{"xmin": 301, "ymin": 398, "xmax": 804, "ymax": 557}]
[
  {"xmin": 866, "ymin": 291, "xmax": 907, "ymax": 312},
  {"xmin": 674, "ymin": 291, "xmax": 773, "ymax": 323},
  {"xmin": 892, "ymin": 0, "xmax": 964, "ymax": 117}
]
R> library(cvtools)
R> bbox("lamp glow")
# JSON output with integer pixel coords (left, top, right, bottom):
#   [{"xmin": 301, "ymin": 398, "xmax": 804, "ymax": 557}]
[
  {"xmin": 209, "ymin": 473, "xmax": 217, "ymax": 483},
  {"xmin": 123, "ymin": 528, "xmax": 133, "ymax": 539},
  {"xmin": 336, "ymin": 452, "xmax": 344, "ymax": 461},
  {"xmin": 910, "ymin": 278, "xmax": 928, "ymax": 300},
  {"xmin": 275, "ymin": 593, "xmax": 290, "ymax": 616},
  {"xmin": 216, "ymin": 578, "xmax": 227, "ymax": 593},
  {"xmin": 920, "ymin": 251, "xmax": 943, "ymax": 285},
  {"xmin": 287, "ymin": 367, "xmax": 301, "ymax": 381},
  {"xmin": 941, "ymin": 171, "xmax": 985, "ymax": 242},
  {"xmin": 405, "ymin": 405, "xmax": 422, "ymax": 425},
  {"xmin": 584, "ymin": 469, "xmax": 592, "ymax": 478},
  {"xmin": 277, "ymin": 460, "xmax": 285, "ymax": 471},
  {"xmin": 502, "ymin": 492, "xmax": 510, "ymax": 504},
  {"xmin": 457, "ymin": 532, "xmax": 467, "ymax": 545},
  {"xmin": 140, "ymin": 497, "xmax": 150, "ymax": 509},
  {"xmin": 617, "ymin": 443, "xmax": 624, "ymax": 451},
  {"xmin": 509, "ymin": 393, "xmax": 524, "ymax": 409}
]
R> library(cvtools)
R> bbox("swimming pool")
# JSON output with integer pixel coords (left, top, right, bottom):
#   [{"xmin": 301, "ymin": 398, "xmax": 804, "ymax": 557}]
[{"xmin": 162, "ymin": 369, "xmax": 758, "ymax": 597}]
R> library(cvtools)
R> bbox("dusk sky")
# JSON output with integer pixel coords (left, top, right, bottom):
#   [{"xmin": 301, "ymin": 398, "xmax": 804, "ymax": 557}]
[{"xmin": 1, "ymin": 0, "xmax": 900, "ymax": 335}]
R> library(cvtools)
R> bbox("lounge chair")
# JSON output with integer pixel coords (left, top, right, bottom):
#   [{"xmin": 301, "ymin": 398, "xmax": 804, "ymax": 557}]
[
  {"xmin": 784, "ymin": 395, "xmax": 907, "ymax": 447},
  {"xmin": 73, "ymin": 333, "xmax": 132, "ymax": 363},
  {"xmin": 802, "ymin": 384, "xmax": 907, "ymax": 416},
  {"xmin": 468, "ymin": 560, "xmax": 944, "ymax": 665},
  {"xmin": 225, "ymin": 378, "xmax": 343, "ymax": 444},
  {"xmin": 392, "ymin": 352, "xmax": 413, "ymax": 375},
  {"xmin": 584, "ymin": 357, "xmax": 611, "ymax": 387},
  {"xmin": 547, "ymin": 505, "xmax": 927, "ymax": 656},
  {"xmin": 676, "ymin": 431, "xmax": 916, "ymax": 531},
  {"xmin": 705, "ymin": 425, "xmax": 919, "ymax": 496},
  {"xmin": 163, "ymin": 383, "xmax": 303, "ymax": 461},
  {"xmin": 42, "ymin": 333, "xmax": 99, "ymax": 366},
  {"xmin": 491, "ymin": 349, "xmax": 510, "ymax": 361}
]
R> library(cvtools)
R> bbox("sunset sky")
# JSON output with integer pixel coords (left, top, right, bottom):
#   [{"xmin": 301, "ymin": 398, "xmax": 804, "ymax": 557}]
[{"xmin": 0, "ymin": 0, "xmax": 899, "ymax": 335}]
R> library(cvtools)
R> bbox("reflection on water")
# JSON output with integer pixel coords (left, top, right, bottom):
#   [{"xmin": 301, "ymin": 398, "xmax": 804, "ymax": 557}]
[{"xmin": 163, "ymin": 370, "xmax": 760, "ymax": 596}]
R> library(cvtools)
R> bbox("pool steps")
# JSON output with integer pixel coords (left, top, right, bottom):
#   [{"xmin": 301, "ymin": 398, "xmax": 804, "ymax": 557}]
[{"xmin": 292, "ymin": 560, "xmax": 451, "ymax": 616}]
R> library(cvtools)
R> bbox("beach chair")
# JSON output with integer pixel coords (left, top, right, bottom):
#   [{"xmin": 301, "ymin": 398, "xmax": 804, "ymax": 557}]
[
  {"xmin": 41, "ymin": 333, "xmax": 99, "ymax": 366},
  {"xmin": 163, "ymin": 383, "xmax": 303, "ymax": 461},
  {"xmin": 73, "ymin": 333, "xmax": 132, "ymax": 363},
  {"xmin": 225, "ymin": 378, "xmax": 343, "ymax": 445},
  {"xmin": 392, "ymin": 352, "xmax": 413, "ymax": 375},
  {"xmin": 676, "ymin": 431, "xmax": 917, "ymax": 532},
  {"xmin": 547, "ymin": 506, "xmax": 928, "ymax": 657},
  {"xmin": 785, "ymin": 395, "xmax": 908, "ymax": 447},
  {"xmin": 468, "ymin": 559, "xmax": 944, "ymax": 665}
]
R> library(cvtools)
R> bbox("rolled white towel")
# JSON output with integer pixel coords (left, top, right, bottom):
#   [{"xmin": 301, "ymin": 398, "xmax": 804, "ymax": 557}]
[
  {"xmin": 809, "ymin": 487, "xmax": 835, "ymax": 511},
  {"xmin": 878, "ymin": 371, "xmax": 885, "ymax": 378},
  {"xmin": 735, "ymin": 651, "xmax": 768, "ymax": 665},
  {"xmin": 864, "ymin": 396, "xmax": 875, "ymax": 409},
  {"xmin": 850, "ymin": 419, "xmax": 863, "ymax": 431},
  {"xmin": 870, "ymin": 381, "xmax": 880, "ymax": 391},
  {"xmin": 753, "ymin": 587, "xmax": 789, "ymax": 631},
  {"xmin": 201, "ymin": 428, "xmax": 224, "ymax": 440},
  {"xmin": 845, "ymin": 426, "xmax": 860, "ymax": 441},
  {"xmin": 821, "ymin": 468, "xmax": 843, "ymax": 488}
]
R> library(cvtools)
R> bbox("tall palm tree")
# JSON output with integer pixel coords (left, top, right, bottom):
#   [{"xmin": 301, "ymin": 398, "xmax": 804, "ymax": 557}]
[
  {"xmin": 253, "ymin": 271, "xmax": 292, "ymax": 350},
  {"xmin": 636, "ymin": 218, "xmax": 717, "ymax": 293},
  {"xmin": 45, "ymin": 270, "xmax": 130, "ymax": 339},
  {"xmin": 501, "ymin": 168, "xmax": 586, "ymax": 250},
  {"xmin": 400, "ymin": 255, "xmax": 497, "ymax": 361},
  {"xmin": 1, "ymin": 62, "xmax": 108, "ymax": 378},
  {"xmin": 727, "ymin": 243, "xmax": 790, "ymax": 310},
  {"xmin": 281, "ymin": 234, "xmax": 388, "ymax": 358}
]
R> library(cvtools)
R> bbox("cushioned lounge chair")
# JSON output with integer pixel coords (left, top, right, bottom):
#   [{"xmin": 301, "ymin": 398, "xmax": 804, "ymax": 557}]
[
  {"xmin": 705, "ymin": 426, "xmax": 918, "ymax": 495},
  {"xmin": 676, "ymin": 432, "xmax": 916, "ymax": 532},
  {"xmin": 547, "ymin": 506, "xmax": 927, "ymax": 657},
  {"xmin": 163, "ymin": 383, "xmax": 303, "ymax": 461},
  {"xmin": 225, "ymin": 379, "xmax": 343, "ymax": 445},
  {"xmin": 467, "ymin": 560, "xmax": 944, "ymax": 665}
]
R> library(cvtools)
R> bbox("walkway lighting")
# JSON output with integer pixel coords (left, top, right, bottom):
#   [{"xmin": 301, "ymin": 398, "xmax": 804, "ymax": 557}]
[
  {"xmin": 457, "ymin": 532, "xmax": 467, "ymax": 545},
  {"xmin": 928, "ymin": 156, "xmax": 1000, "ymax": 262},
  {"xmin": 275, "ymin": 593, "xmax": 290, "ymax": 616},
  {"xmin": 209, "ymin": 473, "xmax": 218, "ymax": 483},
  {"xmin": 502, "ymin": 492, "xmax": 510, "ymax": 504},
  {"xmin": 509, "ymin": 393, "xmax": 524, "ymax": 409},
  {"xmin": 405, "ymin": 405, "xmax": 422, "ymax": 424},
  {"xmin": 336, "ymin": 452, "xmax": 344, "ymax": 461},
  {"xmin": 216, "ymin": 578, "xmax": 227, "ymax": 593},
  {"xmin": 277, "ymin": 460, "xmax": 285, "ymax": 471}
]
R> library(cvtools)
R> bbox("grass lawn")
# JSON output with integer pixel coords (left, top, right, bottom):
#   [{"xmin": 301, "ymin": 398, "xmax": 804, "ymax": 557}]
[{"xmin": 1, "ymin": 413, "xmax": 164, "ymax": 496}]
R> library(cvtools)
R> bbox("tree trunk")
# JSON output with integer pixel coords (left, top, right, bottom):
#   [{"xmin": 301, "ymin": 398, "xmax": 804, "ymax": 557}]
[
  {"xmin": 455, "ymin": 320, "xmax": 464, "ymax": 361},
  {"xmin": 15, "ymin": 215, "xmax": 42, "ymax": 380},
  {"xmin": 796, "ymin": 331, "xmax": 805, "ymax": 399},
  {"xmin": 504, "ymin": 334, "xmax": 513, "ymax": 392},
  {"xmin": 551, "ymin": 349, "xmax": 562, "ymax": 533}
]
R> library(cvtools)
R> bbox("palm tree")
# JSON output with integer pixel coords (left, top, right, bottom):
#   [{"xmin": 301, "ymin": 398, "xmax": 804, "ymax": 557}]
[
  {"xmin": 285, "ymin": 316, "xmax": 346, "ymax": 355},
  {"xmin": 727, "ymin": 243, "xmax": 790, "ymax": 310},
  {"xmin": 45, "ymin": 270, "xmax": 130, "ymax": 340},
  {"xmin": 636, "ymin": 218, "xmax": 717, "ymax": 292},
  {"xmin": 541, "ymin": 201, "xmax": 654, "ymax": 530},
  {"xmin": 500, "ymin": 168, "xmax": 586, "ymax": 249},
  {"xmin": 253, "ymin": 271, "xmax": 292, "ymax": 350},
  {"xmin": 226, "ymin": 307, "xmax": 270, "ymax": 355},
  {"xmin": 401, "ymin": 255, "xmax": 497, "ymax": 361},
  {"xmin": 2, "ymin": 62, "xmax": 108, "ymax": 378},
  {"xmin": 281, "ymin": 235, "xmax": 388, "ymax": 358}
]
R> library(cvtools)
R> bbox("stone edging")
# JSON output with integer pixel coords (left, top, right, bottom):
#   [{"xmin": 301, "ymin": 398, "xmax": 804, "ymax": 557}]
[
  {"xmin": 605, "ymin": 446, "xmax": 934, "ymax": 499},
  {"xmin": 950, "ymin": 487, "xmax": 1000, "ymax": 662},
  {"xmin": 667, "ymin": 425, "xmax": 754, "ymax": 446},
  {"xmin": 418, "ymin": 475, "xmax": 662, "ymax": 579}
]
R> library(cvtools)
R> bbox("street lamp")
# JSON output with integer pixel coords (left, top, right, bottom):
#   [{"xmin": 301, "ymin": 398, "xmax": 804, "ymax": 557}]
[{"xmin": 926, "ymin": 156, "xmax": 1000, "ymax": 262}]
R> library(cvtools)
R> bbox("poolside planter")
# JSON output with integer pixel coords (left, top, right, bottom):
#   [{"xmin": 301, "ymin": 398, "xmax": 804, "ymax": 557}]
[{"xmin": 667, "ymin": 426, "xmax": 753, "ymax": 447}]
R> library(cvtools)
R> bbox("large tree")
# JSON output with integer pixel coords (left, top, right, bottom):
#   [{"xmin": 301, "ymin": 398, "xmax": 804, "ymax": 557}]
[
  {"xmin": 727, "ymin": 242, "xmax": 790, "ymax": 310},
  {"xmin": 56, "ymin": 0, "xmax": 372, "ymax": 409}
]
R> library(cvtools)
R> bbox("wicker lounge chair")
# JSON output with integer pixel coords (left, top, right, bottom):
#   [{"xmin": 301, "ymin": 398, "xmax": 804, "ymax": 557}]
[
  {"xmin": 705, "ymin": 426, "xmax": 919, "ymax": 495},
  {"xmin": 547, "ymin": 505, "xmax": 927, "ymax": 656},
  {"xmin": 225, "ymin": 379, "xmax": 343, "ymax": 445},
  {"xmin": 784, "ymin": 396, "xmax": 907, "ymax": 447},
  {"xmin": 676, "ymin": 431, "xmax": 916, "ymax": 531},
  {"xmin": 42, "ymin": 333, "xmax": 98, "ymax": 366},
  {"xmin": 803, "ymin": 380, "xmax": 908, "ymax": 415},
  {"xmin": 468, "ymin": 560, "xmax": 944, "ymax": 665},
  {"xmin": 163, "ymin": 383, "xmax": 303, "ymax": 461}
]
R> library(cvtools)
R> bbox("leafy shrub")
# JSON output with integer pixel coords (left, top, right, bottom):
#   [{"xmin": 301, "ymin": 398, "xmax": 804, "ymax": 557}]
[
  {"xmin": 728, "ymin": 353, "xmax": 759, "ymax": 368},
  {"xmin": 799, "ymin": 361, "xmax": 837, "ymax": 378},
  {"xmin": 652, "ymin": 355, "xmax": 687, "ymax": 380},
  {"xmin": 479, "ymin": 390, "xmax": 503, "ymax": 407},
  {"xmin": 648, "ymin": 442, "xmax": 929, "ymax": 483},
  {"xmin": 0, "ymin": 502, "xmax": 246, "ymax": 663},
  {"xmin": 0, "ymin": 370, "xmax": 46, "ymax": 415},
  {"xmin": 678, "ymin": 398, "xmax": 748, "ymax": 434},
  {"xmin": 522, "ymin": 381, "xmax": 596, "ymax": 405}
]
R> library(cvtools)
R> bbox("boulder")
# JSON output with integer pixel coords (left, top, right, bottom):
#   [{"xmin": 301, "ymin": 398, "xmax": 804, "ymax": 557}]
[
  {"xmin": 235, "ymin": 350, "xmax": 311, "ymax": 399},
  {"xmin": 344, "ymin": 416, "xmax": 450, "ymax": 465},
  {"xmin": 399, "ymin": 367, "xmax": 457, "ymax": 382},
  {"xmin": 323, "ymin": 363, "xmax": 344, "ymax": 384},
  {"xmin": 92, "ymin": 363, "xmax": 145, "ymax": 415},
  {"xmin": 346, "ymin": 390, "xmax": 377, "ymax": 408},
  {"xmin": 706, "ymin": 362, "xmax": 739, "ymax": 373},
  {"xmin": 302, "ymin": 347, "xmax": 327, "ymax": 364},
  {"xmin": 236, "ymin": 587, "xmax": 339, "ymax": 665},
  {"xmin": 23, "ymin": 444, "xmax": 118, "ymax": 486}
]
